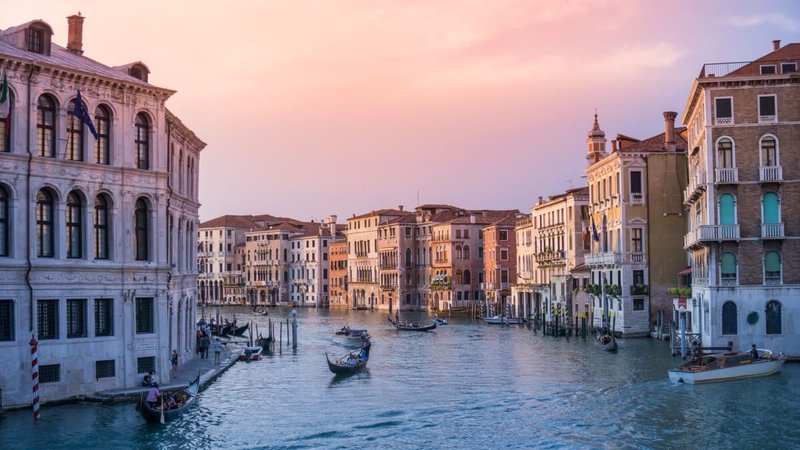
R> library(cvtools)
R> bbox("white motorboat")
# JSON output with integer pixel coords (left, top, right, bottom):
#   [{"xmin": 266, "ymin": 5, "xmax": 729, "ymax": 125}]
[
  {"xmin": 668, "ymin": 348, "xmax": 786, "ymax": 384},
  {"xmin": 239, "ymin": 345, "xmax": 263, "ymax": 362},
  {"xmin": 483, "ymin": 315, "xmax": 524, "ymax": 325}
]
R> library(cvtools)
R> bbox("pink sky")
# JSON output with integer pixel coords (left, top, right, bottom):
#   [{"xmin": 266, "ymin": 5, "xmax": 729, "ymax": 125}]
[{"xmin": 6, "ymin": 1, "xmax": 800, "ymax": 222}]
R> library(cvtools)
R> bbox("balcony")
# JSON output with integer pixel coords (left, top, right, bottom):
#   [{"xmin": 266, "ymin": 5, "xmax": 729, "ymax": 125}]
[
  {"xmin": 762, "ymin": 223, "xmax": 785, "ymax": 239},
  {"xmin": 759, "ymin": 115, "xmax": 777, "ymax": 124},
  {"xmin": 715, "ymin": 117, "xmax": 733, "ymax": 126},
  {"xmin": 630, "ymin": 193, "xmax": 644, "ymax": 204},
  {"xmin": 585, "ymin": 252, "xmax": 622, "ymax": 266},
  {"xmin": 715, "ymin": 167, "xmax": 739, "ymax": 184},
  {"xmin": 501, "ymin": 282, "xmax": 510, "ymax": 290},
  {"xmin": 684, "ymin": 224, "xmax": 740, "ymax": 248},
  {"xmin": 629, "ymin": 252, "xmax": 644, "ymax": 263},
  {"xmin": 630, "ymin": 284, "xmax": 649, "ymax": 296},
  {"xmin": 535, "ymin": 250, "xmax": 566, "ymax": 265},
  {"xmin": 759, "ymin": 166, "xmax": 783, "ymax": 183},
  {"xmin": 683, "ymin": 170, "xmax": 707, "ymax": 205},
  {"xmin": 518, "ymin": 271, "xmax": 532, "ymax": 280}
]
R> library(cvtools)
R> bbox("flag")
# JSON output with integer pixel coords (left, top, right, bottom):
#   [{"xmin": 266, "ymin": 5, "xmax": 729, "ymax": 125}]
[
  {"xmin": 73, "ymin": 90, "xmax": 98, "ymax": 139},
  {"xmin": 591, "ymin": 217, "xmax": 600, "ymax": 242},
  {"xmin": 0, "ymin": 71, "xmax": 9, "ymax": 118}
]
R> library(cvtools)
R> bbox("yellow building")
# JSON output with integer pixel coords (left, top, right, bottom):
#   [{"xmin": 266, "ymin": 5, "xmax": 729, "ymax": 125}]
[{"xmin": 585, "ymin": 113, "xmax": 688, "ymax": 336}]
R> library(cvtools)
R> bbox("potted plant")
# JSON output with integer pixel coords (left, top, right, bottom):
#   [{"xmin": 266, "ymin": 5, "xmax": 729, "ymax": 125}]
[{"xmin": 606, "ymin": 284, "xmax": 622, "ymax": 298}]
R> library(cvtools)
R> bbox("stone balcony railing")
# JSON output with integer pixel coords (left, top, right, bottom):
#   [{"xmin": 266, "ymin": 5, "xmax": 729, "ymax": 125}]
[
  {"xmin": 759, "ymin": 166, "xmax": 783, "ymax": 183},
  {"xmin": 684, "ymin": 224, "xmax": 740, "ymax": 248},
  {"xmin": 762, "ymin": 223, "xmax": 785, "ymax": 239},
  {"xmin": 715, "ymin": 167, "xmax": 739, "ymax": 184},
  {"xmin": 683, "ymin": 170, "xmax": 707, "ymax": 204},
  {"xmin": 585, "ymin": 252, "xmax": 623, "ymax": 266}
]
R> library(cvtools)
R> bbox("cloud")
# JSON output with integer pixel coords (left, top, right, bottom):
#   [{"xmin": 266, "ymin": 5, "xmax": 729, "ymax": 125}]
[{"xmin": 725, "ymin": 13, "xmax": 800, "ymax": 32}]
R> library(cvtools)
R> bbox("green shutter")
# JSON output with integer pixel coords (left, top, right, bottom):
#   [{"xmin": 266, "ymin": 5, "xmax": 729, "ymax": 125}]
[
  {"xmin": 721, "ymin": 252, "xmax": 737, "ymax": 276},
  {"xmin": 765, "ymin": 252, "xmax": 780, "ymax": 272},
  {"xmin": 762, "ymin": 192, "xmax": 779, "ymax": 223},
  {"xmin": 719, "ymin": 194, "xmax": 735, "ymax": 225}
]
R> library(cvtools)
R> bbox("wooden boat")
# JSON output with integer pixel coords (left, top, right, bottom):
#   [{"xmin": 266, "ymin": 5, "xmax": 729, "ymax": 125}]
[
  {"xmin": 597, "ymin": 334, "xmax": 618, "ymax": 352},
  {"xmin": 230, "ymin": 322, "xmax": 249, "ymax": 337},
  {"xmin": 668, "ymin": 348, "xmax": 786, "ymax": 384},
  {"xmin": 433, "ymin": 318, "xmax": 448, "ymax": 325},
  {"xmin": 483, "ymin": 315, "xmax": 524, "ymax": 325},
  {"xmin": 335, "ymin": 326, "xmax": 352, "ymax": 335},
  {"xmin": 387, "ymin": 316, "xmax": 437, "ymax": 331},
  {"xmin": 342, "ymin": 328, "xmax": 369, "ymax": 339},
  {"xmin": 136, "ymin": 375, "xmax": 200, "ymax": 423},
  {"xmin": 326, "ymin": 343, "xmax": 371, "ymax": 375},
  {"xmin": 239, "ymin": 345, "xmax": 263, "ymax": 362},
  {"xmin": 256, "ymin": 335, "xmax": 273, "ymax": 353},
  {"xmin": 211, "ymin": 322, "xmax": 233, "ymax": 337}
]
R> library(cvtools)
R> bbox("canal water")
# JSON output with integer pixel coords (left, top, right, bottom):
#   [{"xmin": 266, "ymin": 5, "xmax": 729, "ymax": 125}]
[{"xmin": 2, "ymin": 307, "xmax": 799, "ymax": 449}]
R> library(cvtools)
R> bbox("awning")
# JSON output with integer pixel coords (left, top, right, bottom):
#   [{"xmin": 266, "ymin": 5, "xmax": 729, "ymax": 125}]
[{"xmin": 677, "ymin": 266, "xmax": 692, "ymax": 276}]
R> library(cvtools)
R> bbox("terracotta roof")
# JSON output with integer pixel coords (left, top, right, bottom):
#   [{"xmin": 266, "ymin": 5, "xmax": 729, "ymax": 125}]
[
  {"xmin": 199, "ymin": 215, "xmax": 257, "ymax": 229},
  {"xmin": 616, "ymin": 128, "xmax": 687, "ymax": 153},
  {"xmin": 349, "ymin": 209, "xmax": 407, "ymax": 220},
  {"xmin": 727, "ymin": 43, "xmax": 800, "ymax": 77},
  {"xmin": 382, "ymin": 213, "xmax": 418, "ymax": 225}
]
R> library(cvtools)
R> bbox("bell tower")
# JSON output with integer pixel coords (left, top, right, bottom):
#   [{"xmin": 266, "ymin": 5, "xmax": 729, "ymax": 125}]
[{"xmin": 586, "ymin": 113, "xmax": 607, "ymax": 165}]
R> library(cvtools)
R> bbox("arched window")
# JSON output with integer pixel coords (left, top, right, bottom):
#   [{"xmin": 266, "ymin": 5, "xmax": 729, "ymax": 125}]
[
  {"xmin": 764, "ymin": 251, "xmax": 781, "ymax": 284},
  {"xmin": 766, "ymin": 300, "xmax": 782, "ymax": 334},
  {"xmin": 464, "ymin": 270, "xmax": 471, "ymax": 284},
  {"xmin": 720, "ymin": 252, "xmax": 736, "ymax": 284},
  {"xmin": 36, "ymin": 189, "xmax": 54, "ymax": 257},
  {"xmin": 0, "ymin": 185, "xmax": 8, "ymax": 256},
  {"xmin": 95, "ymin": 105, "xmax": 111, "ymax": 165},
  {"xmin": 405, "ymin": 248, "xmax": 412, "ymax": 268},
  {"xmin": 463, "ymin": 245, "xmax": 470, "ymax": 260},
  {"xmin": 37, "ymin": 95, "xmax": 56, "ymax": 157},
  {"xmin": 66, "ymin": 191, "xmax": 82, "ymax": 258},
  {"xmin": 721, "ymin": 301, "xmax": 737, "ymax": 335},
  {"xmin": 94, "ymin": 194, "xmax": 110, "ymax": 259},
  {"xmin": 455, "ymin": 270, "xmax": 463, "ymax": 285},
  {"xmin": 134, "ymin": 198, "xmax": 149, "ymax": 260},
  {"xmin": 717, "ymin": 137, "xmax": 734, "ymax": 168},
  {"xmin": 719, "ymin": 193, "xmax": 736, "ymax": 225},
  {"xmin": 455, "ymin": 245, "xmax": 463, "ymax": 259},
  {"xmin": 762, "ymin": 192, "xmax": 780, "ymax": 224},
  {"xmin": 760, "ymin": 135, "xmax": 778, "ymax": 167},
  {"xmin": 1, "ymin": 90, "xmax": 14, "ymax": 152},
  {"xmin": 135, "ymin": 113, "xmax": 150, "ymax": 169},
  {"xmin": 66, "ymin": 99, "xmax": 85, "ymax": 161}
]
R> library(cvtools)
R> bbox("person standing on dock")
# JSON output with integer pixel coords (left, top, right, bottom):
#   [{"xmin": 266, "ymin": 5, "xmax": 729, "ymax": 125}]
[{"xmin": 213, "ymin": 338, "xmax": 222, "ymax": 365}]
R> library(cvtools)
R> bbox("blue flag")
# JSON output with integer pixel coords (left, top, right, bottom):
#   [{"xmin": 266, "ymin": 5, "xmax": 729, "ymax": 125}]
[
  {"xmin": 74, "ymin": 90, "xmax": 98, "ymax": 139},
  {"xmin": 591, "ymin": 217, "xmax": 600, "ymax": 242}
]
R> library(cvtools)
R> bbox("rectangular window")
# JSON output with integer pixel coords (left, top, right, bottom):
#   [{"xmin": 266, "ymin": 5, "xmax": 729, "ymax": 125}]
[
  {"xmin": 95, "ymin": 360, "xmax": 115, "ymax": 379},
  {"xmin": 0, "ymin": 300, "xmax": 13, "ymax": 341},
  {"xmin": 37, "ymin": 299, "xmax": 58, "ymax": 340},
  {"xmin": 40, "ymin": 364, "xmax": 60, "ymax": 383},
  {"xmin": 782, "ymin": 62, "xmax": 797, "ymax": 73},
  {"xmin": 758, "ymin": 95, "xmax": 777, "ymax": 123},
  {"xmin": 27, "ymin": 28, "xmax": 44, "ymax": 53},
  {"xmin": 499, "ymin": 230, "xmax": 508, "ymax": 241},
  {"xmin": 630, "ymin": 171, "xmax": 643, "ymax": 202},
  {"xmin": 135, "ymin": 297, "xmax": 154, "ymax": 334},
  {"xmin": 95, "ymin": 298, "xmax": 113, "ymax": 337},
  {"xmin": 715, "ymin": 97, "xmax": 733, "ymax": 125},
  {"xmin": 760, "ymin": 64, "xmax": 776, "ymax": 75},
  {"xmin": 500, "ymin": 249, "xmax": 509, "ymax": 261},
  {"xmin": 67, "ymin": 299, "xmax": 87, "ymax": 338},
  {"xmin": 633, "ymin": 270, "xmax": 644, "ymax": 286},
  {"xmin": 631, "ymin": 228, "xmax": 643, "ymax": 253},
  {"xmin": 501, "ymin": 270, "xmax": 509, "ymax": 283},
  {"xmin": 633, "ymin": 298, "xmax": 644, "ymax": 311},
  {"xmin": 137, "ymin": 356, "xmax": 155, "ymax": 374}
]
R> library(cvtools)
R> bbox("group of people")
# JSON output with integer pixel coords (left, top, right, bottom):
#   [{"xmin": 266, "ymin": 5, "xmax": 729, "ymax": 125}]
[{"xmin": 145, "ymin": 382, "xmax": 189, "ymax": 411}]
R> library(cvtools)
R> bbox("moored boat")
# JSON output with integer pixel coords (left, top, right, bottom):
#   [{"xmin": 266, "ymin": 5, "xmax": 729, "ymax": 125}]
[
  {"xmin": 326, "ymin": 342, "xmax": 371, "ymax": 375},
  {"xmin": 136, "ymin": 375, "xmax": 200, "ymax": 423},
  {"xmin": 387, "ymin": 316, "xmax": 437, "ymax": 331},
  {"xmin": 482, "ymin": 315, "xmax": 523, "ymax": 325},
  {"xmin": 239, "ymin": 345, "xmax": 263, "ymax": 361},
  {"xmin": 230, "ymin": 322, "xmax": 249, "ymax": 337},
  {"xmin": 668, "ymin": 348, "xmax": 786, "ymax": 384}
]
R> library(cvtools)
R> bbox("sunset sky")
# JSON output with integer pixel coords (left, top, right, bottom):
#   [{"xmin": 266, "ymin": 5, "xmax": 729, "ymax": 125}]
[{"xmin": 5, "ymin": 1, "xmax": 800, "ymax": 222}]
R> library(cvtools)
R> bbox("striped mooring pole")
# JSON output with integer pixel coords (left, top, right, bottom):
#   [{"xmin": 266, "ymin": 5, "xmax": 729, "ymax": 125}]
[{"xmin": 30, "ymin": 336, "xmax": 40, "ymax": 419}]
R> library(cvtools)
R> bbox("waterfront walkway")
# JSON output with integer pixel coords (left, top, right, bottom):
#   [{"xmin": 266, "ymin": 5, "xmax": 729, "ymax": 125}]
[{"xmin": 94, "ymin": 338, "xmax": 245, "ymax": 402}]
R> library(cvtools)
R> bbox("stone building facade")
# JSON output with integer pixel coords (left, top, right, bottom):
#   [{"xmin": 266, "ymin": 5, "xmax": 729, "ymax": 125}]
[
  {"xmin": 0, "ymin": 16, "xmax": 203, "ymax": 407},
  {"xmin": 682, "ymin": 41, "xmax": 800, "ymax": 356}
]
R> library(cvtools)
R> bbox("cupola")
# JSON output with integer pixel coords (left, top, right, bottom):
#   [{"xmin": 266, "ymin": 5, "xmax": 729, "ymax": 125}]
[{"xmin": 586, "ymin": 113, "xmax": 607, "ymax": 164}]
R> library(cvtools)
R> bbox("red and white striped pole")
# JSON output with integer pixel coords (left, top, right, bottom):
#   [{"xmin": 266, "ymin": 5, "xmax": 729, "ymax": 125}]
[{"xmin": 30, "ymin": 336, "xmax": 40, "ymax": 420}]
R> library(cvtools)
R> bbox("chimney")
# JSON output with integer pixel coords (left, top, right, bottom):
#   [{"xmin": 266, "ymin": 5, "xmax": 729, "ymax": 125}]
[
  {"xmin": 327, "ymin": 215, "xmax": 337, "ymax": 236},
  {"xmin": 663, "ymin": 111, "xmax": 677, "ymax": 152},
  {"xmin": 773, "ymin": 40, "xmax": 781, "ymax": 51},
  {"xmin": 398, "ymin": 205, "xmax": 404, "ymax": 212},
  {"xmin": 67, "ymin": 13, "xmax": 85, "ymax": 55},
  {"xmin": 537, "ymin": 196, "xmax": 543, "ymax": 205}
]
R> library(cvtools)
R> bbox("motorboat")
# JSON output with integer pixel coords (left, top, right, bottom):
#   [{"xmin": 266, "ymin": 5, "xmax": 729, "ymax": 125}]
[
  {"xmin": 239, "ymin": 345, "xmax": 263, "ymax": 362},
  {"xmin": 483, "ymin": 315, "xmax": 523, "ymax": 325},
  {"xmin": 668, "ymin": 348, "xmax": 786, "ymax": 384},
  {"xmin": 433, "ymin": 318, "xmax": 448, "ymax": 325}
]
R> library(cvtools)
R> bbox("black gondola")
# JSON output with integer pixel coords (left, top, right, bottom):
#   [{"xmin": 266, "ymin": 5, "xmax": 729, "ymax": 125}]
[
  {"xmin": 230, "ymin": 322, "xmax": 249, "ymax": 337},
  {"xmin": 326, "ymin": 343, "xmax": 370, "ymax": 375},
  {"xmin": 387, "ymin": 316, "xmax": 437, "ymax": 331},
  {"xmin": 211, "ymin": 322, "xmax": 233, "ymax": 337},
  {"xmin": 136, "ymin": 375, "xmax": 200, "ymax": 423}
]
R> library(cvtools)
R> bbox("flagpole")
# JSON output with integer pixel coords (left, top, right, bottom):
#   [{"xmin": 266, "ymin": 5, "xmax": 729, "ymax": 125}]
[{"xmin": 601, "ymin": 273, "xmax": 608, "ymax": 330}]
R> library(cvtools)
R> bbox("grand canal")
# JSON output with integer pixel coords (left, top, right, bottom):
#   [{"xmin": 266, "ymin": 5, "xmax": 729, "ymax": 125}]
[{"xmin": 2, "ymin": 307, "xmax": 799, "ymax": 449}]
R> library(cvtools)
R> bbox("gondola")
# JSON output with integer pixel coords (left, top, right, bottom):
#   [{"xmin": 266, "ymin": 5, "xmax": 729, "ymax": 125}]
[
  {"xmin": 597, "ymin": 334, "xmax": 618, "ymax": 352},
  {"xmin": 211, "ymin": 322, "xmax": 233, "ymax": 337},
  {"xmin": 230, "ymin": 322, "xmax": 249, "ymax": 337},
  {"xmin": 136, "ymin": 374, "xmax": 200, "ymax": 423},
  {"xmin": 326, "ymin": 343, "xmax": 370, "ymax": 375},
  {"xmin": 387, "ymin": 316, "xmax": 437, "ymax": 331}
]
